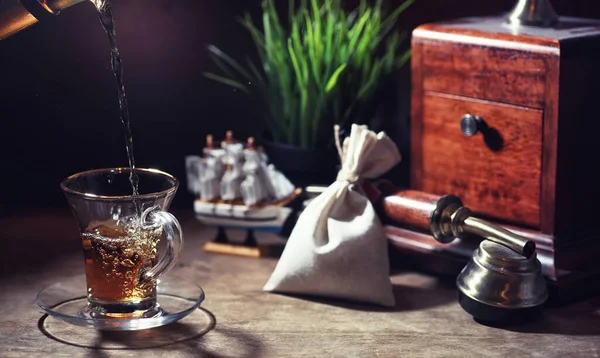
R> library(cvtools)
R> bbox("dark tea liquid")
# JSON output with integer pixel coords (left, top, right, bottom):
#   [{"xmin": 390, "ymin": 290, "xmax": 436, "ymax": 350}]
[{"xmin": 82, "ymin": 221, "xmax": 162, "ymax": 315}]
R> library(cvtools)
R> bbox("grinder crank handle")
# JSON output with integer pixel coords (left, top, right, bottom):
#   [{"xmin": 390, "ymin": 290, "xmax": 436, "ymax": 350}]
[{"xmin": 375, "ymin": 183, "xmax": 536, "ymax": 259}]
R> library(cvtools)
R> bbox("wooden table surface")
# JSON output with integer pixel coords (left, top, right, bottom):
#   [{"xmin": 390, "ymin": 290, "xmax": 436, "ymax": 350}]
[{"xmin": 1, "ymin": 209, "xmax": 599, "ymax": 357}]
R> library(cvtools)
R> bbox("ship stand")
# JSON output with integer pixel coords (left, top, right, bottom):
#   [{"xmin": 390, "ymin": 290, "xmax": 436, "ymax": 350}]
[
  {"xmin": 189, "ymin": 130, "xmax": 304, "ymax": 258},
  {"xmin": 202, "ymin": 226, "xmax": 268, "ymax": 258}
]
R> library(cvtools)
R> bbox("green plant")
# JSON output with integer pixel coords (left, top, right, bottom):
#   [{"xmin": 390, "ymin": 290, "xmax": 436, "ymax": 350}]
[{"xmin": 205, "ymin": 0, "xmax": 414, "ymax": 149}]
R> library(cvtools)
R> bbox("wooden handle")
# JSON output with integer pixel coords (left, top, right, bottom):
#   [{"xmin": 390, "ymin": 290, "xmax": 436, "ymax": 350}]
[
  {"xmin": 377, "ymin": 182, "xmax": 443, "ymax": 232},
  {"xmin": 375, "ymin": 182, "xmax": 535, "ymax": 256}
]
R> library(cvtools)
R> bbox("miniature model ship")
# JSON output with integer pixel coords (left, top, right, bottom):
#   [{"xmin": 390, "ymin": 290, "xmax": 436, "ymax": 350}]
[{"xmin": 185, "ymin": 131, "xmax": 302, "ymax": 234}]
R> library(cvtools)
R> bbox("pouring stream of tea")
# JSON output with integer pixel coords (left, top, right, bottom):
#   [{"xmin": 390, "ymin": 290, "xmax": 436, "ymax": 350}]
[{"xmin": 92, "ymin": 0, "xmax": 139, "ymax": 197}]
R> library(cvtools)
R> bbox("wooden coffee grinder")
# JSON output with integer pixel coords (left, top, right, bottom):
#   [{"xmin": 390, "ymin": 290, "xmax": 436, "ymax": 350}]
[{"xmin": 382, "ymin": 0, "xmax": 600, "ymax": 304}]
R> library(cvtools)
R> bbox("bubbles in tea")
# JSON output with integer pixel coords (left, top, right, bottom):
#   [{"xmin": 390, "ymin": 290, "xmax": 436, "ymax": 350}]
[{"xmin": 81, "ymin": 218, "xmax": 162, "ymax": 312}]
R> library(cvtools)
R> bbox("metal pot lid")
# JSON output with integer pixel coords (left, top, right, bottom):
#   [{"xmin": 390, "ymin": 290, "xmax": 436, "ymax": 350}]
[
  {"xmin": 476, "ymin": 240, "xmax": 537, "ymax": 273},
  {"xmin": 457, "ymin": 240, "xmax": 549, "ymax": 309}
]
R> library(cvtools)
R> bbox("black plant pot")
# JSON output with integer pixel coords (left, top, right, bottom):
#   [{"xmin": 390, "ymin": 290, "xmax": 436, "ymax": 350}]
[{"xmin": 262, "ymin": 139, "xmax": 340, "ymax": 189}]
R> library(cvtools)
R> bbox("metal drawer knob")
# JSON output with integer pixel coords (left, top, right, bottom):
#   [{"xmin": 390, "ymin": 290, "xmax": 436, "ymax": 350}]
[{"xmin": 461, "ymin": 114, "xmax": 483, "ymax": 137}]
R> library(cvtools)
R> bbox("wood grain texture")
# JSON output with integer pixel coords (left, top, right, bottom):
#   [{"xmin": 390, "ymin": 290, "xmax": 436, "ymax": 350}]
[
  {"xmin": 540, "ymin": 51, "xmax": 560, "ymax": 234},
  {"xmin": 382, "ymin": 189, "xmax": 441, "ymax": 232},
  {"xmin": 409, "ymin": 37, "xmax": 424, "ymax": 191},
  {"xmin": 402, "ymin": 16, "xmax": 600, "ymax": 304},
  {"xmin": 415, "ymin": 22, "xmax": 562, "ymax": 47},
  {"xmin": 2, "ymin": 210, "xmax": 600, "ymax": 357},
  {"xmin": 418, "ymin": 35, "xmax": 549, "ymax": 109},
  {"xmin": 410, "ymin": 15, "xmax": 600, "ymax": 238},
  {"xmin": 419, "ymin": 92, "xmax": 543, "ymax": 228}
]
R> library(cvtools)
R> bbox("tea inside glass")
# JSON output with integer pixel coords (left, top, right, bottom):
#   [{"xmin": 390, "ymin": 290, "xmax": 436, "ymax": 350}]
[{"xmin": 61, "ymin": 168, "xmax": 183, "ymax": 319}]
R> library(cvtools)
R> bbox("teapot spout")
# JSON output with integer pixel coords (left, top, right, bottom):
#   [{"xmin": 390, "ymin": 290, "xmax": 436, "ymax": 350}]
[{"xmin": 0, "ymin": 0, "xmax": 85, "ymax": 41}]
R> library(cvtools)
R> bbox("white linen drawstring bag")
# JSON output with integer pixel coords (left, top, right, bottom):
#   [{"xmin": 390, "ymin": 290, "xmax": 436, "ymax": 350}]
[{"xmin": 263, "ymin": 124, "xmax": 401, "ymax": 307}]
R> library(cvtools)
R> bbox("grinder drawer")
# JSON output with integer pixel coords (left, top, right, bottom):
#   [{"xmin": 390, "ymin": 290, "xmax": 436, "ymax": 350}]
[
  {"xmin": 419, "ymin": 39, "xmax": 548, "ymax": 109},
  {"xmin": 417, "ymin": 92, "xmax": 543, "ymax": 228}
]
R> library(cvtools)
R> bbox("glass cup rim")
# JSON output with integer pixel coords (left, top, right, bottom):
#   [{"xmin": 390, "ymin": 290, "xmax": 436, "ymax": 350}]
[{"xmin": 60, "ymin": 167, "xmax": 179, "ymax": 201}]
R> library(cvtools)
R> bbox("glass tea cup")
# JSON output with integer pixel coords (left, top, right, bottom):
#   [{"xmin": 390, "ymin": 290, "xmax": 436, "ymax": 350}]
[{"xmin": 61, "ymin": 167, "xmax": 183, "ymax": 319}]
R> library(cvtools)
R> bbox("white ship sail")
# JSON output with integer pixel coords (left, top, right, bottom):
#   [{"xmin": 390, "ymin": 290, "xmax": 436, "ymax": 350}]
[
  {"xmin": 220, "ymin": 143, "xmax": 245, "ymax": 201},
  {"xmin": 265, "ymin": 163, "xmax": 296, "ymax": 201},
  {"xmin": 241, "ymin": 147, "xmax": 269, "ymax": 206},
  {"xmin": 185, "ymin": 131, "xmax": 300, "ymax": 231}
]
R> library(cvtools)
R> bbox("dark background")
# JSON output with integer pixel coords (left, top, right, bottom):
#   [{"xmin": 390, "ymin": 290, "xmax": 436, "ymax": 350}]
[{"xmin": 0, "ymin": 0, "xmax": 598, "ymax": 214}]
